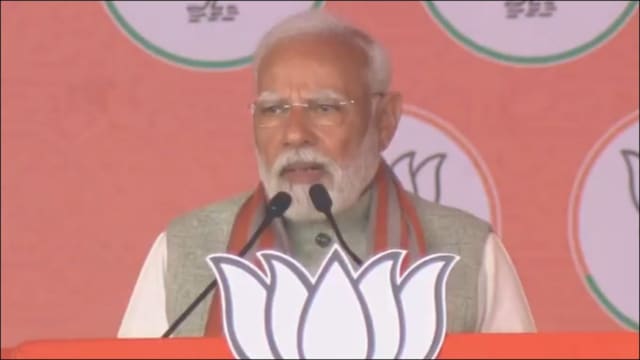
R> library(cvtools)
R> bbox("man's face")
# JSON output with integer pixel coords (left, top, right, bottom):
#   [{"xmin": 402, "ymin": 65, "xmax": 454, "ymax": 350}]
[{"xmin": 253, "ymin": 34, "xmax": 399, "ymax": 220}]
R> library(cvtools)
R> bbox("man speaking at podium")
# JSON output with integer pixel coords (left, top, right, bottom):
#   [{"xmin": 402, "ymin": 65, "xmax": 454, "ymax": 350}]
[{"xmin": 118, "ymin": 9, "xmax": 535, "ymax": 338}]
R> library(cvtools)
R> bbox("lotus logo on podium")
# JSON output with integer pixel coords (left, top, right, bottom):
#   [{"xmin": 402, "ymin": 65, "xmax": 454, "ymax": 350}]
[{"xmin": 207, "ymin": 245, "xmax": 458, "ymax": 359}]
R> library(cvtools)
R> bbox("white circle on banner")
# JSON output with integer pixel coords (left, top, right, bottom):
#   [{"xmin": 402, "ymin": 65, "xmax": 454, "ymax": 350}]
[
  {"xmin": 104, "ymin": 1, "xmax": 324, "ymax": 70},
  {"xmin": 569, "ymin": 111, "xmax": 639, "ymax": 330},
  {"xmin": 382, "ymin": 105, "xmax": 501, "ymax": 232},
  {"xmin": 424, "ymin": 1, "xmax": 638, "ymax": 66}
]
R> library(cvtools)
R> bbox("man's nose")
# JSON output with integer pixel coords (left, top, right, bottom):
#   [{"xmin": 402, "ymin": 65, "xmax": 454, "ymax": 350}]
[{"xmin": 282, "ymin": 106, "xmax": 315, "ymax": 147}]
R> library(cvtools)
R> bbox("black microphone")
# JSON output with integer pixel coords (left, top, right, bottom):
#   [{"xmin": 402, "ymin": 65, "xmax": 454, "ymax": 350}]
[
  {"xmin": 162, "ymin": 191, "xmax": 292, "ymax": 338},
  {"xmin": 309, "ymin": 184, "xmax": 362, "ymax": 266}
]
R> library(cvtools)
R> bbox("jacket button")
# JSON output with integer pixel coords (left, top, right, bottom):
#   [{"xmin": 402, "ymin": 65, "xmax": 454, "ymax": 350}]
[{"xmin": 315, "ymin": 232, "xmax": 332, "ymax": 248}]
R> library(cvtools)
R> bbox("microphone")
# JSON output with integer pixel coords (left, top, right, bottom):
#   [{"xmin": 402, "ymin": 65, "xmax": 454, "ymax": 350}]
[
  {"xmin": 162, "ymin": 191, "xmax": 292, "ymax": 338},
  {"xmin": 309, "ymin": 184, "xmax": 362, "ymax": 266}
]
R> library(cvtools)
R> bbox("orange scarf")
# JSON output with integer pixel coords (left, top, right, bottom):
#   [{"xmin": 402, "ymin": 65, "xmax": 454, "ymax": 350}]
[{"xmin": 204, "ymin": 162, "xmax": 427, "ymax": 336}]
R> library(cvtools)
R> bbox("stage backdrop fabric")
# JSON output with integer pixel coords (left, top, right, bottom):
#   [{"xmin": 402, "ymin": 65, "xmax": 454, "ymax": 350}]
[{"xmin": 1, "ymin": 1, "xmax": 638, "ymax": 347}]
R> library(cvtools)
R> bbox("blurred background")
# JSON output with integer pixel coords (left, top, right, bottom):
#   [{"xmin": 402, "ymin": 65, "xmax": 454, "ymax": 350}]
[{"xmin": 1, "ymin": 0, "xmax": 638, "ymax": 347}]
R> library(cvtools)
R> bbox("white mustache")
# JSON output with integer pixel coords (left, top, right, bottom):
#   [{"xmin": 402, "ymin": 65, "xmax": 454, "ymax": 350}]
[{"xmin": 271, "ymin": 148, "xmax": 339, "ymax": 178}]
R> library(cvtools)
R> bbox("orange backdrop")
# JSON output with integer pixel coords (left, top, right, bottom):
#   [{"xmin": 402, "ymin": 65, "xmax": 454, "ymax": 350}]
[{"xmin": 1, "ymin": 1, "xmax": 638, "ymax": 347}]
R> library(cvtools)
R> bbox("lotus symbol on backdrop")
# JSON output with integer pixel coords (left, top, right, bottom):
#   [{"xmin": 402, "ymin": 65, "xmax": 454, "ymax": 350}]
[
  {"xmin": 207, "ymin": 245, "xmax": 458, "ymax": 359},
  {"xmin": 391, "ymin": 151, "xmax": 447, "ymax": 203},
  {"xmin": 621, "ymin": 149, "xmax": 639, "ymax": 211}
]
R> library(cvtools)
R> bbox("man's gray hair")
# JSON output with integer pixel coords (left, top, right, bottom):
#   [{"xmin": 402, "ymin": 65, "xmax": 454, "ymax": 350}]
[{"xmin": 253, "ymin": 9, "xmax": 392, "ymax": 93}]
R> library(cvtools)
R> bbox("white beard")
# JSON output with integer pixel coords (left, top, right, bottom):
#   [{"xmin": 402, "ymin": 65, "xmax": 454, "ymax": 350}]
[{"xmin": 257, "ymin": 126, "xmax": 380, "ymax": 222}]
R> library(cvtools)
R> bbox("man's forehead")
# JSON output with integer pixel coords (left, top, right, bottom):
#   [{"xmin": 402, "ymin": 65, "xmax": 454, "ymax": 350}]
[
  {"xmin": 258, "ymin": 33, "xmax": 368, "ymax": 68},
  {"xmin": 255, "ymin": 35, "xmax": 369, "ymax": 90}
]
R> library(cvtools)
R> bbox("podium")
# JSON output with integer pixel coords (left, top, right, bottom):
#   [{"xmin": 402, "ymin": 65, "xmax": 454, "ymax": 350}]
[{"xmin": 2, "ymin": 332, "xmax": 638, "ymax": 359}]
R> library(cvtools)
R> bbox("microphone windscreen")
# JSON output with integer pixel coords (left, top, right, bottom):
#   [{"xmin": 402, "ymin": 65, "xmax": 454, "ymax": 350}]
[
  {"xmin": 309, "ymin": 183, "xmax": 333, "ymax": 212},
  {"xmin": 267, "ymin": 191, "xmax": 292, "ymax": 217}
]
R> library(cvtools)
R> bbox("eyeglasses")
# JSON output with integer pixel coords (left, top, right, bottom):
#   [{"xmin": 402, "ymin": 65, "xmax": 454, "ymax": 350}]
[{"xmin": 249, "ymin": 92, "xmax": 386, "ymax": 128}]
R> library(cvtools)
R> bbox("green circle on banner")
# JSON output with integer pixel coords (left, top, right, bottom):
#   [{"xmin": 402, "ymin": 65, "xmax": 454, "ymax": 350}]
[
  {"xmin": 425, "ymin": 0, "xmax": 638, "ymax": 66},
  {"xmin": 104, "ymin": 1, "xmax": 324, "ymax": 70}
]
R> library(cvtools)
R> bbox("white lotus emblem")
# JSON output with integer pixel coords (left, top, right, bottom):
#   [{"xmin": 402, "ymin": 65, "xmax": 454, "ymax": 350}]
[{"xmin": 207, "ymin": 245, "xmax": 458, "ymax": 359}]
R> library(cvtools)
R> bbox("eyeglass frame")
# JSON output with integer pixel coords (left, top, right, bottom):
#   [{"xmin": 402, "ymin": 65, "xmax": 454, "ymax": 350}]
[{"xmin": 248, "ymin": 91, "xmax": 387, "ymax": 127}]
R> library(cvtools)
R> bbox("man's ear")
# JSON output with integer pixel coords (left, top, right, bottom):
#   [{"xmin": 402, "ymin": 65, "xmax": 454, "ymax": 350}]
[{"xmin": 377, "ymin": 92, "xmax": 403, "ymax": 151}]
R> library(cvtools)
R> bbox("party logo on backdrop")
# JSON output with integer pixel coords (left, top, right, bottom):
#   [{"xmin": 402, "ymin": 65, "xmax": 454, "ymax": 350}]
[
  {"xmin": 383, "ymin": 105, "xmax": 501, "ymax": 231},
  {"xmin": 104, "ymin": 1, "xmax": 324, "ymax": 70},
  {"xmin": 424, "ymin": 1, "xmax": 638, "ymax": 66},
  {"xmin": 569, "ymin": 111, "xmax": 639, "ymax": 330},
  {"xmin": 207, "ymin": 245, "xmax": 458, "ymax": 359}
]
